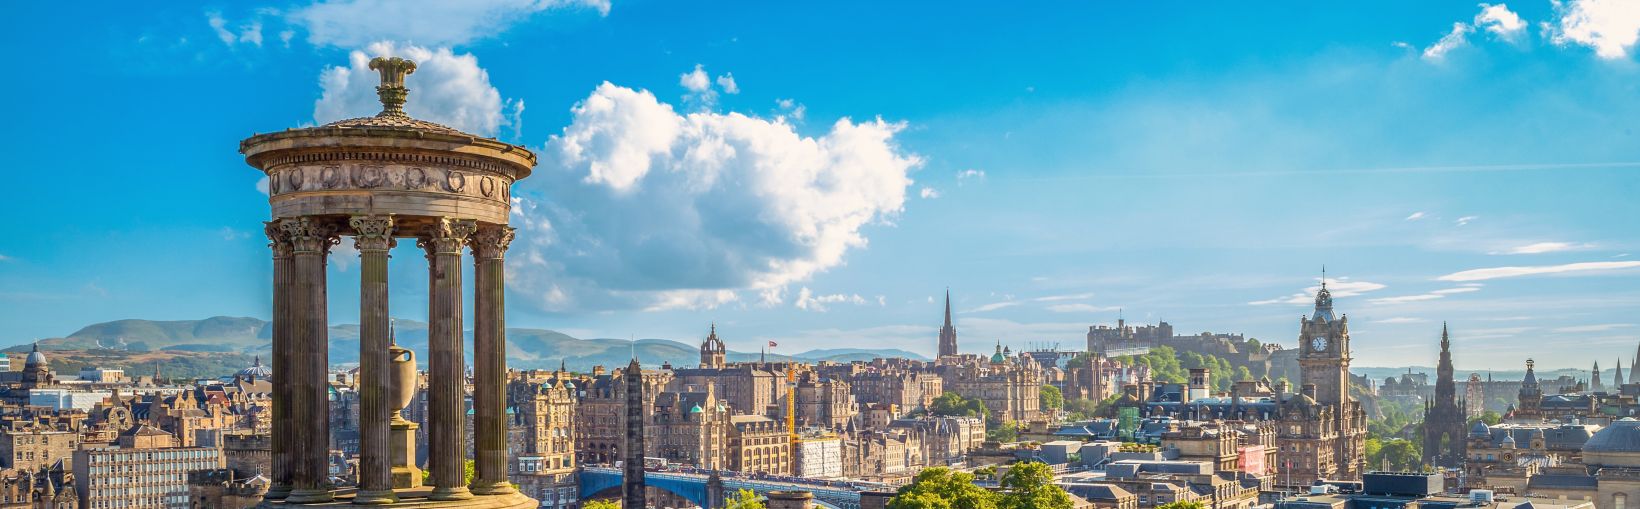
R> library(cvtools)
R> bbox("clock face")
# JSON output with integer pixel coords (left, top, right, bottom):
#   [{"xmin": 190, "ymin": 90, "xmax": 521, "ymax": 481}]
[{"xmin": 1311, "ymin": 337, "xmax": 1327, "ymax": 351}]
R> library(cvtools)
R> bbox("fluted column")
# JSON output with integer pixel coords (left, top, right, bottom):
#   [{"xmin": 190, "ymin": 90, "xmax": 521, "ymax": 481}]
[
  {"xmin": 263, "ymin": 222, "xmax": 294, "ymax": 500},
  {"xmin": 469, "ymin": 225, "xmax": 516, "ymax": 495},
  {"xmin": 282, "ymin": 217, "xmax": 339, "ymax": 504},
  {"xmin": 351, "ymin": 215, "xmax": 398, "ymax": 505},
  {"xmin": 419, "ymin": 218, "xmax": 477, "ymax": 501}
]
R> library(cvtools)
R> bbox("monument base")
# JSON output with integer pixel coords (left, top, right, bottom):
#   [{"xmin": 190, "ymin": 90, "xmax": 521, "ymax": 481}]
[{"xmin": 258, "ymin": 488, "xmax": 536, "ymax": 509}]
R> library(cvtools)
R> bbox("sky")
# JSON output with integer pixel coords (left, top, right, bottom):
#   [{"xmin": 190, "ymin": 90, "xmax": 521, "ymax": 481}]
[{"xmin": 2, "ymin": 1, "xmax": 1639, "ymax": 371}]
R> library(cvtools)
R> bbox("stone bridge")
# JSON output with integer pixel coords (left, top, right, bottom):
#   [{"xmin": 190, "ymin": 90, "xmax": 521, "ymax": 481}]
[{"xmin": 579, "ymin": 467, "xmax": 867, "ymax": 509}]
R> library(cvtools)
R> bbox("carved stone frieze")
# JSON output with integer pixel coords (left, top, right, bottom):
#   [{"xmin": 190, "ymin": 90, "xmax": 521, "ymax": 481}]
[{"xmin": 269, "ymin": 162, "xmax": 511, "ymax": 203}]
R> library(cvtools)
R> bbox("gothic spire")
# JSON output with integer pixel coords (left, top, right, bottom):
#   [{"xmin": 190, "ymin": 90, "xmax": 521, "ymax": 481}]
[
  {"xmin": 1617, "ymin": 358, "xmax": 1626, "ymax": 389},
  {"xmin": 943, "ymin": 288, "xmax": 952, "ymax": 327}
]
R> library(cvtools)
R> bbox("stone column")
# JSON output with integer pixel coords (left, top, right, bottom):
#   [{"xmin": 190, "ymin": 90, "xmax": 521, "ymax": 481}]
[
  {"xmin": 350, "ymin": 215, "xmax": 398, "ymax": 505},
  {"xmin": 469, "ymin": 225, "xmax": 516, "ymax": 495},
  {"xmin": 263, "ymin": 222, "xmax": 294, "ymax": 500},
  {"xmin": 282, "ymin": 217, "xmax": 338, "ymax": 504},
  {"xmin": 419, "ymin": 217, "xmax": 477, "ymax": 501}
]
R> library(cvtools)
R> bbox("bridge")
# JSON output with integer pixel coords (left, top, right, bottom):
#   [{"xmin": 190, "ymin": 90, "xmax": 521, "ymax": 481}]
[{"xmin": 579, "ymin": 466, "xmax": 871, "ymax": 509}]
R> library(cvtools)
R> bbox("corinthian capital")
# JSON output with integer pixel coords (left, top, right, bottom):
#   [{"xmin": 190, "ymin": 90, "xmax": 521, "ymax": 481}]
[
  {"xmin": 349, "ymin": 215, "xmax": 398, "ymax": 253},
  {"xmin": 468, "ymin": 225, "xmax": 516, "ymax": 260},
  {"xmin": 417, "ymin": 217, "xmax": 477, "ymax": 256},
  {"xmin": 264, "ymin": 221, "xmax": 294, "ymax": 259},
  {"xmin": 279, "ymin": 217, "xmax": 341, "ymax": 255}
]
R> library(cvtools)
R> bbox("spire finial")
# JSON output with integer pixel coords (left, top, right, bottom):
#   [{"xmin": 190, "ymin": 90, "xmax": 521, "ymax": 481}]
[
  {"xmin": 368, "ymin": 56, "xmax": 417, "ymax": 118},
  {"xmin": 1321, "ymin": 265, "xmax": 1328, "ymax": 289}
]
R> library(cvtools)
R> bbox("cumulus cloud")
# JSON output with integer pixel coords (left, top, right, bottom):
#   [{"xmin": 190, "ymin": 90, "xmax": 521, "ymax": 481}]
[
  {"xmin": 507, "ymin": 82, "xmax": 920, "ymax": 312},
  {"xmin": 314, "ymin": 42, "xmax": 514, "ymax": 137},
  {"xmin": 1491, "ymin": 241, "xmax": 1595, "ymax": 254},
  {"xmin": 1437, "ymin": 261, "xmax": 1640, "ymax": 281},
  {"xmin": 1424, "ymin": 22, "xmax": 1474, "ymax": 61},
  {"xmin": 776, "ymin": 99, "xmax": 806, "ymax": 121},
  {"xmin": 679, "ymin": 64, "xmax": 740, "ymax": 110},
  {"xmin": 288, "ymin": 0, "xmax": 609, "ymax": 48},
  {"xmin": 1546, "ymin": 0, "xmax": 1640, "ymax": 59},
  {"xmin": 919, "ymin": 187, "xmax": 941, "ymax": 199},
  {"xmin": 207, "ymin": 11, "xmax": 265, "ymax": 47},
  {"xmin": 716, "ymin": 73, "xmax": 740, "ymax": 94},
  {"xmin": 680, "ymin": 64, "xmax": 711, "ymax": 93},
  {"xmin": 1248, "ymin": 277, "xmax": 1387, "ymax": 306},
  {"xmin": 1476, "ymin": 3, "xmax": 1527, "ymax": 42}
]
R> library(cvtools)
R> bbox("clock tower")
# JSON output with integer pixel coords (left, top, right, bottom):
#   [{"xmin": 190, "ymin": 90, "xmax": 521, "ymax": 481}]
[{"xmin": 1297, "ymin": 280, "xmax": 1350, "ymax": 407}]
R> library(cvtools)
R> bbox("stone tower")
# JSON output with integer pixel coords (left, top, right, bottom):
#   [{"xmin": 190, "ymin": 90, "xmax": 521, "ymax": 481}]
[
  {"xmin": 1593, "ymin": 361, "xmax": 1604, "ymax": 391},
  {"xmin": 1297, "ymin": 281, "xmax": 1349, "ymax": 406},
  {"xmin": 1423, "ymin": 323, "xmax": 1468, "ymax": 468},
  {"xmin": 1518, "ymin": 359, "xmax": 1542, "ymax": 415},
  {"xmin": 701, "ymin": 324, "xmax": 727, "ymax": 369},
  {"xmin": 622, "ymin": 358, "xmax": 647, "ymax": 509},
  {"xmin": 938, "ymin": 289, "xmax": 958, "ymax": 358}
]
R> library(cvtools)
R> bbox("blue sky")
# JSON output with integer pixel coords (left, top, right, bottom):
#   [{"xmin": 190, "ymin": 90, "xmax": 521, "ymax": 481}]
[{"xmin": 2, "ymin": 1, "xmax": 1639, "ymax": 370}]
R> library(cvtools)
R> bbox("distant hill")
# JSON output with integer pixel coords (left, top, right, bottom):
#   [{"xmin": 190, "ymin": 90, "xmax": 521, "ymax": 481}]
[{"xmin": 7, "ymin": 317, "xmax": 925, "ymax": 374}]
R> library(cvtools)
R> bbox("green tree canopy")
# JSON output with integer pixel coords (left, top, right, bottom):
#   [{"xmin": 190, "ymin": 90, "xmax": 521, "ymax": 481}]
[
  {"xmin": 1157, "ymin": 501, "xmax": 1205, "ymax": 509},
  {"xmin": 931, "ymin": 392, "xmax": 989, "ymax": 419},
  {"xmin": 1039, "ymin": 385, "xmax": 1064, "ymax": 411},
  {"xmin": 987, "ymin": 421, "xmax": 1021, "ymax": 443},
  {"xmin": 998, "ymin": 461, "xmax": 1075, "ymax": 509},
  {"xmin": 582, "ymin": 501, "xmax": 620, "ymax": 509},
  {"xmin": 726, "ymin": 488, "xmax": 766, "ymax": 509},
  {"xmin": 888, "ymin": 467, "xmax": 999, "ymax": 509}
]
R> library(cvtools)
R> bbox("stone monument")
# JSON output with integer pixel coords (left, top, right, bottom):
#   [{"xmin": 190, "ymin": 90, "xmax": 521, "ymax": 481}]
[{"xmin": 244, "ymin": 56, "xmax": 536, "ymax": 508}]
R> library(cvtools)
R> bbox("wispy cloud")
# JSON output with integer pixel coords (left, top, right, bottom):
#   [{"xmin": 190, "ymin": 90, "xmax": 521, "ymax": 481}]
[
  {"xmin": 956, "ymin": 169, "xmax": 986, "ymax": 185},
  {"xmin": 1552, "ymin": 323, "xmax": 1635, "ymax": 333},
  {"xmin": 965, "ymin": 301, "xmax": 1020, "ymax": 313},
  {"xmin": 794, "ymin": 287, "xmax": 869, "ymax": 312},
  {"xmin": 1374, "ymin": 317, "xmax": 1429, "ymax": 324},
  {"xmin": 1368, "ymin": 286, "xmax": 1481, "ymax": 304},
  {"xmin": 1046, "ymin": 303, "xmax": 1122, "ymax": 314},
  {"xmin": 1490, "ymin": 241, "xmax": 1596, "ymax": 255},
  {"xmin": 1455, "ymin": 215, "xmax": 1479, "ymax": 226},
  {"xmin": 1033, "ymin": 292, "xmax": 1096, "ymax": 302},
  {"xmin": 0, "ymin": 254, "xmax": 10, "ymax": 262},
  {"xmin": 1405, "ymin": 211, "xmax": 1427, "ymax": 221},
  {"xmin": 1249, "ymin": 277, "xmax": 1387, "ymax": 306},
  {"xmin": 1437, "ymin": 261, "xmax": 1640, "ymax": 282},
  {"xmin": 1424, "ymin": 22, "xmax": 1474, "ymax": 61}
]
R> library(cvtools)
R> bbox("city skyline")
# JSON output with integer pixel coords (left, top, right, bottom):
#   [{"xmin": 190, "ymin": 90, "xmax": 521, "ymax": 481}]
[{"xmin": 4, "ymin": 1, "xmax": 1640, "ymax": 369}]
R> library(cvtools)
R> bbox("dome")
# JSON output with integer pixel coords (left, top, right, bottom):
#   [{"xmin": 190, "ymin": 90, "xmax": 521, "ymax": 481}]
[
  {"xmin": 24, "ymin": 343, "xmax": 46, "ymax": 368},
  {"xmin": 236, "ymin": 356, "xmax": 271, "ymax": 380},
  {"xmin": 1584, "ymin": 418, "xmax": 1640, "ymax": 467},
  {"xmin": 990, "ymin": 351, "xmax": 1006, "ymax": 364},
  {"xmin": 690, "ymin": 404, "xmax": 704, "ymax": 414},
  {"xmin": 1470, "ymin": 420, "xmax": 1491, "ymax": 437},
  {"xmin": 1501, "ymin": 434, "xmax": 1517, "ymax": 448}
]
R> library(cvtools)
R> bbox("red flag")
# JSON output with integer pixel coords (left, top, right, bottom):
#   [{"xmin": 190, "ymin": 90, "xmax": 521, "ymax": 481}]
[{"xmin": 768, "ymin": 340, "xmax": 778, "ymax": 348}]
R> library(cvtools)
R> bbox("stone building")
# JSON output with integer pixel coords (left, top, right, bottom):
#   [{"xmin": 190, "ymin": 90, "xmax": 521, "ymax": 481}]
[
  {"xmin": 510, "ymin": 372, "xmax": 577, "ymax": 508},
  {"xmin": 0, "ymin": 428, "xmax": 74, "ymax": 473},
  {"xmin": 73, "ymin": 426, "xmax": 223, "ymax": 508},
  {"xmin": 1465, "ymin": 420, "xmax": 1598, "ymax": 494},
  {"xmin": 727, "ymin": 415, "xmax": 793, "ymax": 475},
  {"xmin": 572, "ymin": 367, "xmax": 670, "ymax": 465},
  {"xmin": 650, "ymin": 385, "xmax": 729, "ymax": 469},
  {"xmin": 795, "ymin": 371, "xmax": 856, "ymax": 429},
  {"xmin": 673, "ymin": 326, "xmax": 789, "ymax": 416},
  {"xmin": 939, "ymin": 343, "xmax": 1045, "ymax": 423},
  {"xmin": 1277, "ymin": 282, "xmax": 1367, "ymax": 485}
]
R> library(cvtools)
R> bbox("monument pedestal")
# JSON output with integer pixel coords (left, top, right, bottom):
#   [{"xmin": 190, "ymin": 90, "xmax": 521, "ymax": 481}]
[{"xmin": 391, "ymin": 420, "xmax": 423, "ymax": 490}]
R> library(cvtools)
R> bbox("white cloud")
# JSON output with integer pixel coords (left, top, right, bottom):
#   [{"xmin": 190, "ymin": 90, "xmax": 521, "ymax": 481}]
[
  {"xmin": 680, "ymin": 64, "xmax": 711, "ymax": 93},
  {"xmin": 1248, "ymin": 277, "xmax": 1387, "ymax": 305},
  {"xmin": 957, "ymin": 169, "xmax": 986, "ymax": 184},
  {"xmin": 1553, "ymin": 323, "xmax": 1635, "ymax": 333},
  {"xmin": 1392, "ymin": 41, "xmax": 1414, "ymax": 50},
  {"xmin": 1546, "ymin": 0, "xmax": 1640, "ymax": 59},
  {"xmin": 314, "ymin": 42, "xmax": 513, "ymax": 137},
  {"xmin": 1476, "ymin": 3, "xmax": 1527, "ymax": 42},
  {"xmin": 0, "ymin": 254, "xmax": 11, "ymax": 262},
  {"xmin": 1033, "ymin": 292, "xmax": 1096, "ymax": 302},
  {"xmin": 1456, "ymin": 215, "xmax": 1479, "ymax": 226},
  {"xmin": 1491, "ymin": 241, "xmax": 1595, "ymax": 254},
  {"xmin": 207, "ymin": 11, "xmax": 264, "ymax": 47},
  {"xmin": 1424, "ymin": 22, "xmax": 1474, "ymax": 61},
  {"xmin": 288, "ymin": 0, "xmax": 609, "ymax": 48},
  {"xmin": 1045, "ymin": 303, "xmax": 1121, "ymax": 314},
  {"xmin": 1405, "ymin": 211, "xmax": 1426, "ymax": 221},
  {"xmin": 919, "ymin": 187, "xmax": 941, "ymax": 199},
  {"xmin": 1438, "ymin": 261, "xmax": 1640, "ymax": 281},
  {"xmin": 1374, "ymin": 317, "xmax": 1429, "ymax": 324},
  {"xmin": 776, "ymin": 98, "xmax": 806, "ymax": 121},
  {"xmin": 965, "ymin": 301, "xmax": 1020, "ymax": 313},
  {"xmin": 218, "ymin": 227, "xmax": 251, "ymax": 241},
  {"xmin": 794, "ymin": 287, "xmax": 870, "ymax": 312},
  {"xmin": 1367, "ymin": 286, "xmax": 1481, "ymax": 304},
  {"xmin": 255, "ymin": 176, "xmax": 270, "ymax": 195},
  {"xmin": 508, "ymin": 82, "xmax": 920, "ymax": 312},
  {"xmin": 716, "ymin": 73, "xmax": 740, "ymax": 94}
]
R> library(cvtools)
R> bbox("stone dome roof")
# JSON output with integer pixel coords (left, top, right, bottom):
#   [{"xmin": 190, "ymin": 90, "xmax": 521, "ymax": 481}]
[
  {"xmin": 1471, "ymin": 420, "xmax": 1491, "ymax": 437},
  {"xmin": 320, "ymin": 114, "xmax": 467, "ymax": 136},
  {"xmin": 24, "ymin": 343, "xmax": 46, "ymax": 368},
  {"xmin": 236, "ymin": 356, "xmax": 271, "ymax": 380},
  {"xmin": 1584, "ymin": 418, "xmax": 1640, "ymax": 454}
]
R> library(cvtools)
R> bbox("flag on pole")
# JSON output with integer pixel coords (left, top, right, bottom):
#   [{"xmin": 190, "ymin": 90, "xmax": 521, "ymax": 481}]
[{"xmin": 768, "ymin": 340, "xmax": 778, "ymax": 348}]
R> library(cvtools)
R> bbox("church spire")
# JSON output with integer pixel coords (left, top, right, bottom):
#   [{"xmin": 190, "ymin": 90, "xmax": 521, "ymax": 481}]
[{"xmin": 937, "ymin": 288, "xmax": 959, "ymax": 358}]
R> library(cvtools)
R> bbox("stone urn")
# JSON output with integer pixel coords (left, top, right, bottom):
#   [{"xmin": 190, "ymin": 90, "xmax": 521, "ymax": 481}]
[{"xmin": 389, "ymin": 343, "xmax": 417, "ymax": 423}]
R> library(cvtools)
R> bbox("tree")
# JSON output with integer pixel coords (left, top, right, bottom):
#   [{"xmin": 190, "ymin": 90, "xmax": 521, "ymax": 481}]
[
  {"xmin": 582, "ymin": 501, "xmax": 620, "ymax": 509},
  {"xmin": 888, "ymin": 467, "xmax": 999, "ymax": 509},
  {"xmin": 1157, "ymin": 501, "xmax": 1205, "ymax": 509},
  {"xmin": 1245, "ymin": 338, "xmax": 1261, "ymax": 350},
  {"xmin": 726, "ymin": 488, "xmax": 766, "ymax": 509},
  {"xmin": 1039, "ymin": 385, "xmax": 1064, "ymax": 412},
  {"xmin": 987, "ymin": 421, "xmax": 1020, "ymax": 443},
  {"xmin": 931, "ymin": 392, "xmax": 989, "ymax": 419},
  {"xmin": 998, "ymin": 461, "xmax": 1074, "ymax": 509}
]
